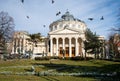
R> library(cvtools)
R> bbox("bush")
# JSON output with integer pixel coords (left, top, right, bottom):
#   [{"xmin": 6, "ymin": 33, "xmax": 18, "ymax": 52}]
[
  {"xmin": 35, "ymin": 56, "xmax": 50, "ymax": 60},
  {"xmin": 50, "ymin": 56, "xmax": 59, "ymax": 59},
  {"xmin": 71, "ymin": 56, "xmax": 84, "ymax": 61},
  {"xmin": 34, "ymin": 56, "xmax": 93, "ymax": 61},
  {"xmin": 85, "ymin": 57, "xmax": 93, "ymax": 60}
]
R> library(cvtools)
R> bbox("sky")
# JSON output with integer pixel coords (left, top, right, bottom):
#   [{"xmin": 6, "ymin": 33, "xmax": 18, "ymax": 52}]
[{"xmin": 0, "ymin": 0, "xmax": 120, "ymax": 39}]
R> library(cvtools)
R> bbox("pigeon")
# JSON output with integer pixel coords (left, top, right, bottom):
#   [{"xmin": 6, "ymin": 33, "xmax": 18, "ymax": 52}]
[
  {"xmin": 100, "ymin": 16, "xmax": 104, "ymax": 20},
  {"xmin": 88, "ymin": 18, "xmax": 94, "ymax": 21},
  {"xmin": 26, "ymin": 16, "xmax": 29, "ymax": 19},
  {"xmin": 21, "ymin": 0, "xmax": 24, "ymax": 3},
  {"xmin": 52, "ymin": 0, "xmax": 54, "ymax": 4},
  {"xmin": 43, "ymin": 25, "xmax": 46, "ymax": 27},
  {"xmin": 56, "ymin": 11, "xmax": 61, "ymax": 16}
]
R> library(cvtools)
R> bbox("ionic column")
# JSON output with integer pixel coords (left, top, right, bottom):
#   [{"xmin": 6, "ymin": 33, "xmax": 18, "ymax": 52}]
[
  {"xmin": 16, "ymin": 39, "xmax": 18, "ymax": 53},
  {"xmin": 56, "ymin": 38, "xmax": 59, "ymax": 56},
  {"xmin": 50, "ymin": 38, "xmax": 53, "ymax": 56},
  {"xmin": 63, "ymin": 38, "xmax": 65, "ymax": 50},
  {"xmin": 75, "ymin": 38, "xmax": 78, "ymax": 56},
  {"xmin": 81, "ymin": 41, "xmax": 85, "ymax": 57},
  {"xmin": 19, "ymin": 38, "xmax": 21, "ymax": 54},
  {"xmin": 22, "ymin": 36, "xmax": 25, "ymax": 54},
  {"xmin": 69, "ymin": 38, "xmax": 72, "ymax": 57}
]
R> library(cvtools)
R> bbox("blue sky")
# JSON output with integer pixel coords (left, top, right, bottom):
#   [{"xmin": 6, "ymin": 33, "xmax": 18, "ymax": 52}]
[{"xmin": 0, "ymin": 0, "xmax": 120, "ymax": 39}]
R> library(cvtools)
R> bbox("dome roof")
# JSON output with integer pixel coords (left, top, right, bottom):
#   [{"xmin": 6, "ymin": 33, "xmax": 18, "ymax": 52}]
[
  {"xmin": 52, "ymin": 11, "xmax": 83, "ymax": 23},
  {"xmin": 49, "ymin": 11, "xmax": 86, "ymax": 31}
]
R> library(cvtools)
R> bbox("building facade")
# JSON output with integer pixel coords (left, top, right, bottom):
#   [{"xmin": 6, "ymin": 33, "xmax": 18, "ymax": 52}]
[
  {"xmin": 11, "ymin": 31, "xmax": 33, "ymax": 54},
  {"xmin": 48, "ymin": 11, "xmax": 86, "ymax": 57},
  {"xmin": 11, "ymin": 11, "xmax": 88, "ymax": 58},
  {"xmin": 11, "ymin": 31, "xmax": 47, "ymax": 55}
]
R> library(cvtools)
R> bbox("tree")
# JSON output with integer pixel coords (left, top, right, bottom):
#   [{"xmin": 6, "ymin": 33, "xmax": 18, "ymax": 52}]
[
  {"xmin": 0, "ymin": 11, "xmax": 14, "ymax": 54},
  {"xmin": 29, "ymin": 33, "xmax": 42, "ymax": 42},
  {"xmin": 109, "ymin": 34, "xmax": 120, "ymax": 58},
  {"xmin": 84, "ymin": 28, "xmax": 102, "ymax": 59}
]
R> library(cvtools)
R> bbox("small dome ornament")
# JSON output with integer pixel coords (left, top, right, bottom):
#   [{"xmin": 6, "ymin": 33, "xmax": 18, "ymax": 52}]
[{"xmin": 61, "ymin": 11, "xmax": 74, "ymax": 21}]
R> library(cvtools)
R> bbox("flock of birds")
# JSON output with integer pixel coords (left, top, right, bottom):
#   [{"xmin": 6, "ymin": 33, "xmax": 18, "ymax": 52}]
[{"xmin": 20, "ymin": 0, "xmax": 104, "ymax": 28}]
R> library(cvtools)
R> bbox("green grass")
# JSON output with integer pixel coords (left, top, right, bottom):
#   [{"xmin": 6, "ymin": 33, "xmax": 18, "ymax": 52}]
[
  {"xmin": 0, "ymin": 75, "xmax": 96, "ymax": 81},
  {"xmin": 0, "ymin": 59, "xmax": 120, "ymax": 81}
]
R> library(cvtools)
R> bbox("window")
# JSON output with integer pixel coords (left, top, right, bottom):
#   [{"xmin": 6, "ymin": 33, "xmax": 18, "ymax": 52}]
[
  {"xmin": 55, "ymin": 26, "xmax": 57, "ymax": 30},
  {"xmin": 72, "ymin": 24, "xmax": 75, "ymax": 27},
  {"xmin": 50, "ymin": 27, "xmax": 53, "ymax": 31},
  {"xmin": 59, "ymin": 24, "xmax": 63, "ymax": 27},
  {"xmin": 78, "ymin": 25, "xmax": 80, "ymax": 28}
]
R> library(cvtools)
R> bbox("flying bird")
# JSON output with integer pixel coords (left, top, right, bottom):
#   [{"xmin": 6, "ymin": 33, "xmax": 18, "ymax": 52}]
[
  {"xmin": 100, "ymin": 16, "xmax": 104, "ymax": 20},
  {"xmin": 88, "ymin": 18, "xmax": 94, "ymax": 21},
  {"xmin": 26, "ymin": 16, "xmax": 29, "ymax": 19},
  {"xmin": 43, "ymin": 25, "xmax": 46, "ymax": 27},
  {"xmin": 52, "ymin": 0, "xmax": 55, "ymax": 4},
  {"xmin": 56, "ymin": 11, "xmax": 61, "ymax": 16},
  {"xmin": 21, "ymin": 0, "xmax": 24, "ymax": 3}
]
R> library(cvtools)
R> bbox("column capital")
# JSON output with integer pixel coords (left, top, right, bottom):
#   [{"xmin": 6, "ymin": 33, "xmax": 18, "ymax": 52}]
[
  {"xmin": 68, "ymin": 37, "xmax": 71, "ymax": 40},
  {"xmin": 50, "ymin": 37, "xmax": 53, "ymax": 40},
  {"xmin": 75, "ymin": 37, "xmax": 78, "ymax": 39}
]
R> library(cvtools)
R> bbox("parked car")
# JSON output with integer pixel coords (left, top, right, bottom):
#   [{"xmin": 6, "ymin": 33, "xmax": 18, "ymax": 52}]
[{"xmin": 31, "ymin": 53, "xmax": 43, "ymax": 59}]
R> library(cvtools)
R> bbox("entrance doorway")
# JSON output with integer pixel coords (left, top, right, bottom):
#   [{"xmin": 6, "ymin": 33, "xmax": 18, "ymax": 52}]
[{"xmin": 72, "ymin": 47, "xmax": 75, "ymax": 57}]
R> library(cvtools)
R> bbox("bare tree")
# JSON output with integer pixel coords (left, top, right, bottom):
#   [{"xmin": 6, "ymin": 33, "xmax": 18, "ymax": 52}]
[{"xmin": 0, "ymin": 11, "xmax": 15, "ymax": 54}]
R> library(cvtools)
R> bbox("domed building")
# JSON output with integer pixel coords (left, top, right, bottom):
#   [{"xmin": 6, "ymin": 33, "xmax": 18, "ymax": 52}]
[{"xmin": 48, "ymin": 11, "xmax": 87, "ymax": 57}]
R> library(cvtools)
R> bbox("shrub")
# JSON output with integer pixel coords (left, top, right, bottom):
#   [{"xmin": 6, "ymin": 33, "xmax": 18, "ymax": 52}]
[
  {"xmin": 71, "ymin": 56, "xmax": 84, "ymax": 61},
  {"xmin": 35, "ymin": 56, "xmax": 50, "ymax": 60}
]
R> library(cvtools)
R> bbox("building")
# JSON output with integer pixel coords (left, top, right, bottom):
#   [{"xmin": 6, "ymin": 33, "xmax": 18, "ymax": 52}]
[
  {"xmin": 11, "ymin": 11, "xmax": 88, "ymax": 58},
  {"xmin": 11, "ymin": 31, "xmax": 47, "ymax": 56},
  {"xmin": 33, "ymin": 36, "xmax": 47, "ymax": 54},
  {"xmin": 11, "ymin": 31, "xmax": 32, "ymax": 54},
  {"xmin": 48, "ymin": 11, "xmax": 86, "ymax": 57}
]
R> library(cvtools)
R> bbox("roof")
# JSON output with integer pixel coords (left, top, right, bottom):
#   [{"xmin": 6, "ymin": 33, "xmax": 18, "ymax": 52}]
[{"xmin": 52, "ymin": 11, "xmax": 84, "ymax": 24}]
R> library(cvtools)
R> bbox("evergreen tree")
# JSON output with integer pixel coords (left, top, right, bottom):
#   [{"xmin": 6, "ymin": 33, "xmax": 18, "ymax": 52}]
[{"xmin": 84, "ymin": 28, "xmax": 102, "ymax": 59}]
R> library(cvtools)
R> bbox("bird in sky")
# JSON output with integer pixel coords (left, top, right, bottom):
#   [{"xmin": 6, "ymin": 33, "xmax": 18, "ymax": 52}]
[
  {"xmin": 52, "ymin": 0, "xmax": 54, "ymax": 4},
  {"xmin": 88, "ymin": 18, "xmax": 94, "ymax": 21},
  {"xmin": 43, "ymin": 25, "xmax": 46, "ymax": 27},
  {"xmin": 100, "ymin": 16, "xmax": 104, "ymax": 20},
  {"xmin": 56, "ymin": 11, "xmax": 61, "ymax": 16},
  {"xmin": 21, "ymin": 0, "xmax": 24, "ymax": 3},
  {"xmin": 26, "ymin": 16, "xmax": 29, "ymax": 19}
]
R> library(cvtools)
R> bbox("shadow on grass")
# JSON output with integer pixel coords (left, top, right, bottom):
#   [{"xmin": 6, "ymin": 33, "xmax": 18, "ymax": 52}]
[
  {"xmin": 24, "ymin": 68, "xmax": 32, "ymax": 72},
  {"xmin": 32, "ymin": 61, "xmax": 120, "ymax": 80},
  {"xmin": 40, "ymin": 76, "xmax": 59, "ymax": 81},
  {"xmin": 32, "ymin": 62, "xmax": 120, "ymax": 73}
]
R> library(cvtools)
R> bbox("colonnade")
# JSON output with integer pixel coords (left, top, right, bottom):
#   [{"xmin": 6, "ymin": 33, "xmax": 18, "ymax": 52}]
[{"xmin": 50, "ymin": 37, "xmax": 84, "ymax": 57}]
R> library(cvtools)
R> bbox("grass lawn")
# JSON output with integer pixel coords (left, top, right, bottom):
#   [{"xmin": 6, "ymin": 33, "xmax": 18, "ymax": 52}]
[
  {"xmin": 0, "ymin": 59, "xmax": 120, "ymax": 81},
  {"xmin": 0, "ymin": 75, "xmax": 96, "ymax": 81}
]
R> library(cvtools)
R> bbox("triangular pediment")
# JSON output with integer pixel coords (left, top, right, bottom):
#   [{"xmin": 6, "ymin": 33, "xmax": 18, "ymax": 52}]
[{"xmin": 49, "ymin": 27, "xmax": 80, "ymax": 35}]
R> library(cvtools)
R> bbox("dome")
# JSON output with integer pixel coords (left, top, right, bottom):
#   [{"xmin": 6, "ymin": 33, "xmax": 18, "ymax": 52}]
[{"xmin": 49, "ymin": 11, "xmax": 87, "ymax": 32}]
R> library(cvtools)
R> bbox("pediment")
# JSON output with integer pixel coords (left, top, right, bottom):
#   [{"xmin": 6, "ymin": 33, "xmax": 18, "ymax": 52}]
[{"xmin": 49, "ymin": 28, "xmax": 80, "ymax": 35}]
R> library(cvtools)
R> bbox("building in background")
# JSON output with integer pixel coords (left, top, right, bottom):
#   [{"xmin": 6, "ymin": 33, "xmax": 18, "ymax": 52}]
[
  {"xmin": 11, "ymin": 31, "xmax": 32, "ymax": 55},
  {"xmin": 33, "ymin": 36, "xmax": 47, "ymax": 55},
  {"xmin": 11, "ymin": 31, "xmax": 47, "ymax": 56}
]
